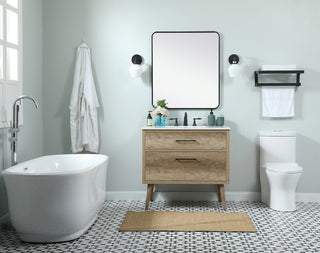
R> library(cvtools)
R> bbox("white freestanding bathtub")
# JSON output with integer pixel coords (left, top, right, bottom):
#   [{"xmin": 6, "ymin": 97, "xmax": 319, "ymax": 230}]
[{"xmin": 2, "ymin": 154, "xmax": 108, "ymax": 243}]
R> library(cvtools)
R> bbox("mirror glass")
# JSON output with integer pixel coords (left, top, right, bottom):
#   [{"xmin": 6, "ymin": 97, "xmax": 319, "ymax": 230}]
[{"xmin": 152, "ymin": 31, "xmax": 220, "ymax": 109}]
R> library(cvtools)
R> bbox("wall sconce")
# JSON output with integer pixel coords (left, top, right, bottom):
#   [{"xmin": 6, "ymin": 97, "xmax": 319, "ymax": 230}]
[
  {"xmin": 228, "ymin": 54, "xmax": 241, "ymax": 78},
  {"xmin": 129, "ymin": 54, "xmax": 143, "ymax": 78}
]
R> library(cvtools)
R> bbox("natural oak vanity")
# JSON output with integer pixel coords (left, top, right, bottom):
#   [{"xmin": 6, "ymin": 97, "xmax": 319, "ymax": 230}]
[{"xmin": 142, "ymin": 126, "xmax": 230, "ymax": 210}]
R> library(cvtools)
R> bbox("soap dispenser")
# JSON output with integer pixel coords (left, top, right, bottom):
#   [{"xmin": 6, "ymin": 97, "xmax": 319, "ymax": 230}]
[
  {"xmin": 147, "ymin": 111, "xmax": 153, "ymax": 127},
  {"xmin": 208, "ymin": 109, "xmax": 215, "ymax": 126}
]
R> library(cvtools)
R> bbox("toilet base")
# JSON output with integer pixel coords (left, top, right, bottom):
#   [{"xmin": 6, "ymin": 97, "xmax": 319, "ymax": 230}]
[
  {"xmin": 266, "ymin": 170, "xmax": 302, "ymax": 212},
  {"xmin": 269, "ymin": 188, "xmax": 296, "ymax": 212}
]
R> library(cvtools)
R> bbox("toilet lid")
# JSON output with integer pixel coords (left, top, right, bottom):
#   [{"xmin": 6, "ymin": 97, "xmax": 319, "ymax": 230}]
[{"xmin": 266, "ymin": 163, "xmax": 303, "ymax": 174}]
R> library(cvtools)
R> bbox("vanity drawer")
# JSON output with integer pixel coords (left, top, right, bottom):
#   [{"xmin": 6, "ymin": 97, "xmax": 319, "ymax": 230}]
[
  {"xmin": 145, "ymin": 131, "xmax": 228, "ymax": 150},
  {"xmin": 145, "ymin": 151, "xmax": 228, "ymax": 183}
]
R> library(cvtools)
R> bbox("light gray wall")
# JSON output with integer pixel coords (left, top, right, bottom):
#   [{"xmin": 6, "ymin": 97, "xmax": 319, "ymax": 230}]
[
  {"xmin": 0, "ymin": 0, "xmax": 43, "ymax": 218},
  {"xmin": 43, "ymin": 0, "xmax": 320, "ymax": 194}
]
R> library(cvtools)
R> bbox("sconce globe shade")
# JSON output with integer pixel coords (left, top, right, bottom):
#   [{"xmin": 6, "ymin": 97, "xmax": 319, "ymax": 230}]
[
  {"xmin": 129, "ymin": 64, "xmax": 143, "ymax": 78},
  {"xmin": 228, "ymin": 64, "xmax": 241, "ymax": 78}
]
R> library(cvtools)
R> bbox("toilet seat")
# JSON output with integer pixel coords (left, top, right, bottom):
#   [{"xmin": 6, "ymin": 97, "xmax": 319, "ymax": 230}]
[{"xmin": 266, "ymin": 163, "xmax": 303, "ymax": 174}]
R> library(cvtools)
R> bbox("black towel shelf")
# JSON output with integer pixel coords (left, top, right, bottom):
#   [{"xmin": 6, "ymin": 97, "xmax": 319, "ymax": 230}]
[{"xmin": 254, "ymin": 69, "xmax": 304, "ymax": 87}]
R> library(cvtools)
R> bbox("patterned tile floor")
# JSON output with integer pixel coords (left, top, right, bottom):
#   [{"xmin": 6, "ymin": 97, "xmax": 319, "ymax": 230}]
[{"xmin": 0, "ymin": 201, "xmax": 319, "ymax": 253}]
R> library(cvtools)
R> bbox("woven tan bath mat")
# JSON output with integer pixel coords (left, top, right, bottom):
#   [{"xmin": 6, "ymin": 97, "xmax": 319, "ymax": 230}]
[{"xmin": 119, "ymin": 211, "xmax": 256, "ymax": 232}]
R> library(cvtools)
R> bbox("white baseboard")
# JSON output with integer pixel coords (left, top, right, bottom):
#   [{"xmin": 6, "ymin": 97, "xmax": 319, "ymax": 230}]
[
  {"xmin": 106, "ymin": 191, "xmax": 320, "ymax": 202},
  {"xmin": 0, "ymin": 192, "xmax": 318, "ymax": 226},
  {"xmin": 105, "ymin": 191, "xmax": 261, "ymax": 202},
  {"xmin": 106, "ymin": 191, "xmax": 147, "ymax": 201},
  {"xmin": 296, "ymin": 193, "xmax": 320, "ymax": 202}
]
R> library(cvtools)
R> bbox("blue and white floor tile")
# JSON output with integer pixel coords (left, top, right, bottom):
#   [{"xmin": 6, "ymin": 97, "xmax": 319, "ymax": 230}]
[{"xmin": 0, "ymin": 201, "xmax": 319, "ymax": 252}]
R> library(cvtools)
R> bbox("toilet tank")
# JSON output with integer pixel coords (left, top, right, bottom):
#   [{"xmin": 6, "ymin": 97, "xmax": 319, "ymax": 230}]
[{"xmin": 260, "ymin": 131, "xmax": 296, "ymax": 167}]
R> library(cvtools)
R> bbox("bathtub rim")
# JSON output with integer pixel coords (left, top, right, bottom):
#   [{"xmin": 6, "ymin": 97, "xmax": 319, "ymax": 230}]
[{"xmin": 2, "ymin": 154, "xmax": 108, "ymax": 176}]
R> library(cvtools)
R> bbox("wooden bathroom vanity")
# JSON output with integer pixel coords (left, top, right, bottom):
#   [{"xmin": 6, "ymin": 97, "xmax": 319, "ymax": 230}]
[{"xmin": 142, "ymin": 126, "xmax": 230, "ymax": 210}]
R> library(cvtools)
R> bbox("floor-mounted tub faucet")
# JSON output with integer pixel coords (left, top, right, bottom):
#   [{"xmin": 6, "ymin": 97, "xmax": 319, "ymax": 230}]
[{"xmin": 9, "ymin": 95, "xmax": 38, "ymax": 166}]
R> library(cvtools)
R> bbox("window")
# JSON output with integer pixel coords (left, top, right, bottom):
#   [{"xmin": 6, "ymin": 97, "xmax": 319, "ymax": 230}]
[{"xmin": 0, "ymin": 0, "xmax": 22, "ymax": 128}]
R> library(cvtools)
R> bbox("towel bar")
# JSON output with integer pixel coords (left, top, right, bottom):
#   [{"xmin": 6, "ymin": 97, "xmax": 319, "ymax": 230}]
[{"xmin": 254, "ymin": 70, "xmax": 304, "ymax": 87}]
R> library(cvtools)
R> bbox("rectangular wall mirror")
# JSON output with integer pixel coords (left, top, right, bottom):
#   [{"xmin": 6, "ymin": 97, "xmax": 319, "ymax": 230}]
[{"xmin": 152, "ymin": 31, "xmax": 220, "ymax": 109}]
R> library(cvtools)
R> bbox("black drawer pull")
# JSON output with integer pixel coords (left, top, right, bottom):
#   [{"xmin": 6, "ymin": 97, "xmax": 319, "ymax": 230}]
[
  {"xmin": 176, "ymin": 140, "xmax": 197, "ymax": 142},
  {"xmin": 176, "ymin": 158, "xmax": 197, "ymax": 161}
]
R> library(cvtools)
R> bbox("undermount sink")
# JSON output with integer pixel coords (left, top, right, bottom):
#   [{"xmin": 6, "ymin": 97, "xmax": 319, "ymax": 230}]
[
  {"xmin": 142, "ymin": 126, "xmax": 230, "ymax": 130},
  {"xmin": 165, "ymin": 125, "xmax": 208, "ymax": 128}
]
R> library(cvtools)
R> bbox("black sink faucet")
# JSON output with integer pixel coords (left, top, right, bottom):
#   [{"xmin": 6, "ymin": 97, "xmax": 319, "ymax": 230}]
[{"xmin": 183, "ymin": 112, "xmax": 188, "ymax": 126}]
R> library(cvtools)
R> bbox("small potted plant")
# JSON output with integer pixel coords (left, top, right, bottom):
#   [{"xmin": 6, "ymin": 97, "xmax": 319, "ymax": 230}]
[{"xmin": 153, "ymin": 99, "xmax": 169, "ymax": 127}]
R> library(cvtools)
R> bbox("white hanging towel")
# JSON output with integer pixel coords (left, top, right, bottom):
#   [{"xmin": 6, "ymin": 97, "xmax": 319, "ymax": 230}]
[
  {"xmin": 261, "ymin": 86, "xmax": 295, "ymax": 117},
  {"xmin": 69, "ymin": 43, "xmax": 99, "ymax": 153}
]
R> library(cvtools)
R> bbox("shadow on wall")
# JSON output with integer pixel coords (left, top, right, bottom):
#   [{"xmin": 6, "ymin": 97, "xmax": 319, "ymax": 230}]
[
  {"xmin": 296, "ymin": 133, "xmax": 320, "ymax": 192},
  {"xmin": 141, "ymin": 64, "xmax": 151, "ymax": 86},
  {"xmin": 227, "ymin": 121, "xmax": 260, "ymax": 192},
  {"xmin": 0, "ymin": 128, "xmax": 9, "ymax": 220},
  {"xmin": 0, "ymin": 176, "xmax": 8, "ymax": 220}
]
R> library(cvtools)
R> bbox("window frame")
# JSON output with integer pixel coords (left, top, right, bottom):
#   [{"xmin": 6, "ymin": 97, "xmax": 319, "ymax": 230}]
[{"xmin": 0, "ymin": 0, "xmax": 22, "ymax": 128}]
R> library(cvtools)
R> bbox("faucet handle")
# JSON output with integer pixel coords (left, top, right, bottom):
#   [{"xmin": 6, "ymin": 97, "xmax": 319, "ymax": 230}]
[
  {"xmin": 8, "ymin": 136, "xmax": 17, "ymax": 142},
  {"xmin": 192, "ymin": 118, "xmax": 202, "ymax": 126},
  {"xmin": 8, "ymin": 127, "xmax": 19, "ymax": 134},
  {"xmin": 169, "ymin": 118, "xmax": 178, "ymax": 126}
]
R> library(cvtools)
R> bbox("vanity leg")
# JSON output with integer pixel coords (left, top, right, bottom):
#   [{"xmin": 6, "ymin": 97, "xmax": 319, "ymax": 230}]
[
  {"xmin": 218, "ymin": 184, "xmax": 226, "ymax": 210},
  {"xmin": 217, "ymin": 185, "xmax": 221, "ymax": 202},
  {"xmin": 145, "ymin": 184, "xmax": 154, "ymax": 210}
]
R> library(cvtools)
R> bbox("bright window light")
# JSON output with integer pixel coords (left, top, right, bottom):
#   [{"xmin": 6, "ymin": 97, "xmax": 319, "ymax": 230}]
[
  {"xmin": 6, "ymin": 9, "xmax": 18, "ymax": 45},
  {"xmin": 7, "ymin": 47, "xmax": 18, "ymax": 80},
  {"xmin": 7, "ymin": 0, "xmax": 18, "ymax": 9}
]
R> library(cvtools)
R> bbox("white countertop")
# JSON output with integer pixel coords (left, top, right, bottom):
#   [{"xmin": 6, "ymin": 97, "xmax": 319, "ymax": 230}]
[{"xmin": 142, "ymin": 126, "xmax": 230, "ymax": 130}]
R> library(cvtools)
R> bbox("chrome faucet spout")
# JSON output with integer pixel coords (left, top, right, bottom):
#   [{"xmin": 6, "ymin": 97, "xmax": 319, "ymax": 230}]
[
  {"xmin": 13, "ymin": 95, "xmax": 38, "ymax": 128},
  {"xmin": 10, "ymin": 95, "xmax": 38, "ymax": 166}
]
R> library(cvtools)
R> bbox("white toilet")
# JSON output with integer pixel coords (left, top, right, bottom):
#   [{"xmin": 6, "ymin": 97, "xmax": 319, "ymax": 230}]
[{"xmin": 259, "ymin": 131, "xmax": 303, "ymax": 211}]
